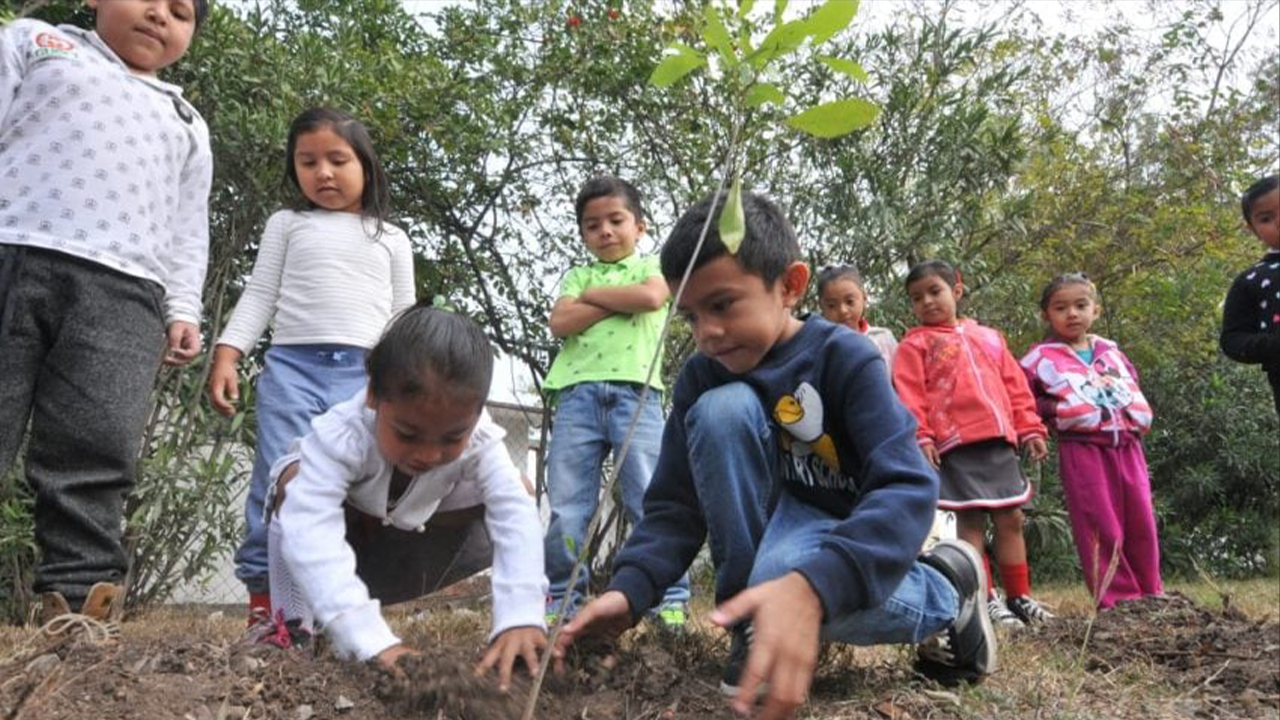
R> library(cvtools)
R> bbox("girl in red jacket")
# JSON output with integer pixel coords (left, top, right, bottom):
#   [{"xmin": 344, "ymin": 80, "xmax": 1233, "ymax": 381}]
[{"xmin": 893, "ymin": 261, "xmax": 1051, "ymax": 627}]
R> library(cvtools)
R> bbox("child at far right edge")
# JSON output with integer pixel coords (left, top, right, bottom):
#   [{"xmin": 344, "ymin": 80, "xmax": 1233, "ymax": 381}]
[
  {"xmin": 1220, "ymin": 175, "xmax": 1280, "ymax": 418},
  {"xmin": 893, "ymin": 260, "xmax": 1052, "ymax": 628},
  {"xmin": 1020, "ymin": 274, "xmax": 1161, "ymax": 609}
]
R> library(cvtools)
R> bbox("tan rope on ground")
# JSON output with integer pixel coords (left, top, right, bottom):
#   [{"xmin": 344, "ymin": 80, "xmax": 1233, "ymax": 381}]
[{"xmin": 0, "ymin": 614, "xmax": 120, "ymax": 668}]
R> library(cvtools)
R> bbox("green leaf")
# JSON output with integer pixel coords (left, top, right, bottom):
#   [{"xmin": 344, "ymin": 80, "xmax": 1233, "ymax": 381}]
[
  {"xmin": 785, "ymin": 98, "xmax": 880, "ymax": 138},
  {"xmin": 773, "ymin": 0, "xmax": 789, "ymax": 23},
  {"xmin": 804, "ymin": 0, "xmax": 860, "ymax": 45},
  {"xmin": 818, "ymin": 55, "xmax": 868, "ymax": 82},
  {"xmin": 702, "ymin": 5, "xmax": 736, "ymax": 67},
  {"xmin": 738, "ymin": 0, "xmax": 756, "ymax": 19},
  {"xmin": 748, "ymin": 18, "xmax": 810, "ymax": 69},
  {"xmin": 719, "ymin": 174, "xmax": 746, "ymax": 254},
  {"xmin": 564, "ymin": 536, "xmax": 577, "ymax": 555},
  {"xmin": 650, "ymin": 43, "xmax": 707, "ymax": 87},
  {"xmin": 744, "ymin": 82, "xmax": 786, "ymax": 107}
]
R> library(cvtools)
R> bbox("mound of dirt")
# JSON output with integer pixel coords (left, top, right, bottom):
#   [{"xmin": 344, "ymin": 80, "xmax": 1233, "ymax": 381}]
[
  {"xmin": 1041, "ymin": 592, "xmax": 1280, "ymax": 716},
  {"xmin": 0, "ymin": 623, "xmax": 395, "ymax": 720},
  {"xmin": 4, "ymin": 588, "xmax": 1276, "ymax": 720}
]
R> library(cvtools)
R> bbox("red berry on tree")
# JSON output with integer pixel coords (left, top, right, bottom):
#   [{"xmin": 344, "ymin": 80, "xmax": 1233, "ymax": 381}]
[
  {"xmin": 607, "ymin": 8, "xmax": 620, "ymax": 20},
  {"xmin": 567, "ymin": 14, "xmax": 581, "ymax": 27}
]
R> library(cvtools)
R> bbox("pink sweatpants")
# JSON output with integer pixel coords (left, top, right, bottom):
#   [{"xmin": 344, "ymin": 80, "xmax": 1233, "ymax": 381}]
[{"xmin": 1058, "ymin": 439, "xmax": 1163, "ymax": 609}]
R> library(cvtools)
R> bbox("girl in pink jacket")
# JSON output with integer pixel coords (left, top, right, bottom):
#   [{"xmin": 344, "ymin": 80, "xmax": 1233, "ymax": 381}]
[
  {"xmin": 1020, "ymin": 273, "xmax": 1161, "ymax": 609},
  {"xmin": 893, "ymin": 261, "xmax": 1051, "ymax": 627}
]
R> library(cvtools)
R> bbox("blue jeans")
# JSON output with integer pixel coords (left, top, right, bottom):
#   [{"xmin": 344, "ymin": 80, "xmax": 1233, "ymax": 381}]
[
  {"xmin": 234, "ymin": 344, "xmax": 368, "ymax": 594},
  {"xmin": 686, "ymin": 382, "xmax": 957, "ymax": 644},
  {"xmin": 543, "ymin": 381, "xmax": 691, "ymax": 613}
]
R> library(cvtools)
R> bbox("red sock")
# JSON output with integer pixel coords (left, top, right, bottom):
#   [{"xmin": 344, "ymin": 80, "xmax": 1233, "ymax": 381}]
[
  {"xmin": 248, "ymin": 592, "xmax": 271, "ymax": 624},
  {"xmin": 983, "ymin": 553, "xmax": 995, "ymax": 598},
  {"xmin": 1001, "ymin": 563, "xmax": 1031, "ymax": 599}
]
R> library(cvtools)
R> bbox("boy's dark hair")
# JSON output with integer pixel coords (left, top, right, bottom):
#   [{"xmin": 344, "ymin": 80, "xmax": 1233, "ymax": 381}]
[
  {"xmin": 284, "ymin": 107, "xmax": 391, "ymax": 237},
  {"xmin": 1039, "ymin": 272, "xmax": 1099, "ymax": 311},
  {"xmin": 1241, "ymin": 174, "xmax": 1279, "ymax": 225},
  {"xmin": 574, "ymin": 175, "xmax": 645, "ymax": 228},
  {"xmin": 660, "ymin": 191, "xmax": 799, "ymax": 287},
  {"xmin": 904, "ymin": 260, "xmax": 959, "ymax": 289},
  {"xmin": 816, "ymin": 264, "xmax": 865, "ymax": 297},
  {"xmin": 366, "ymin": 305, "xmax": 494, "ymax": 404}
]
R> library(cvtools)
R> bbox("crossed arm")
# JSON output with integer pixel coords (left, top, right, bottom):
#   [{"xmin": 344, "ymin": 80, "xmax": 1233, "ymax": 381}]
[{"xmin": 548, "ymin": 276, "xmax": 669, "ymax": 338}]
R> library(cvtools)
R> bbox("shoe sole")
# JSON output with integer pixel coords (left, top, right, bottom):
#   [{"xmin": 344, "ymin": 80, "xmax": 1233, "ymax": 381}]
[
  {"xmin": 931, "ymin": 538, "xmax": 998, "ymax": 671},
  {"xmin": 947, "ymin": 539, "xmax": 998, "ymax": 675}
]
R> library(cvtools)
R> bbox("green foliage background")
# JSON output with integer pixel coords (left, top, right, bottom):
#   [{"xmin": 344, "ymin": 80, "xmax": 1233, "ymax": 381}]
[{"xmin": 0, "ymin": 0, "xmax": 1275, "ymax": 617}]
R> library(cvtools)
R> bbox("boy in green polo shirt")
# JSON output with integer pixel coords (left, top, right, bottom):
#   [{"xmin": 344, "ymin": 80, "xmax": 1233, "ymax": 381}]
[{"xmin": 541, "ymin": 176, "xmax": 692, "ymax": 626}]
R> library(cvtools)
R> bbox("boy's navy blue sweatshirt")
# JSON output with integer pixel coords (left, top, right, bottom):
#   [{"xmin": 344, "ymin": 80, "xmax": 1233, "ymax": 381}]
[{"xmin": 609, "ymin": 316, "xmax": 940, "ymax": 621}]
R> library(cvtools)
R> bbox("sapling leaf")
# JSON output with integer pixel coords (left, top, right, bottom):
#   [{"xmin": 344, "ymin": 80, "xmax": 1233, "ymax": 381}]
[
  {"xmin": 650, "ymin": 43, "xmax": 706, "ymax": 87},
  {"xmin": 744, "ymin": 82, "xmax": 786, "ymax": 107},
  {"xmin": 703, "ymin": 5, "xmax": 736, "ymax": 67},
  {"xmin": 564, "ymin": 536, "xmax": 576, "ymax": 555},
  {"xmin": 738, "ymin": 0, "xmax": 756, "ymax": 19},
  {"xmin": 818, "ymin": 55, "xmax": 869, "ymax": 82},
  {"xmin": 747, "ymin": 18, "xmax": 810, "ymax": 70},
  {"xmin": 805, "ymin": 0, "xmax": 860, "ymax": 45},
  {"xmin": 785, "ymin": 98, "xmax": 880, "ymax": 138},
  {"xmin": 719, "ymin": 173, "xmax": 746, "ymax": 254}
]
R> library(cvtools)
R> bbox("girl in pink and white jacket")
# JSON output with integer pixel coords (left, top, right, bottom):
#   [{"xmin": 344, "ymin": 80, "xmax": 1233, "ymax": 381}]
[
  {"xmin": 1020, "ymin": 273, "xmax": 1161, "ymax": 609},
  {"xmin": 894, "ymin": 261, "xmax": 1052, "ymax": 627}
]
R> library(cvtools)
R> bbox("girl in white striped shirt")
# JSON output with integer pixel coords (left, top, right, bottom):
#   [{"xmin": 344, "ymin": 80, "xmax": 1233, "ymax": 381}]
[{"xmin": 206, "ymin": 108, "xmax": 415, "ymax": 622}]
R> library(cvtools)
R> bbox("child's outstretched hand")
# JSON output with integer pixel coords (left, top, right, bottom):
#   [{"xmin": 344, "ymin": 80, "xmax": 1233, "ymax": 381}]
[
  {"xmin": 1023, "ymin": 436, "xmax": 1049, "ymax": 462},
  {"xmin": 475, "ymin": 626, "xmax": 546, "ymax": 692},
  {"xmin": 551, "ymin": 590, "xmax": 635, "ymax": 675},
  {"xmin": 376, "ymin": 643, "xmax": 420, "ymax": 675},
  {"xmin": 164, "ymin": 320, "xmax": 202, "ymax": 366},
  {"xmin": 711, "ymin": 572, "xmax": 822, "ymax": 720}
]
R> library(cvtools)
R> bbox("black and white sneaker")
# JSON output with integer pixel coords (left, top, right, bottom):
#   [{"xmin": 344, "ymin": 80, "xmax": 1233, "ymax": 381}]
[
  {"xmin": 719, "ymin": 622, "xmax": 765, "ymax": 698},
  {"xmin": 1007, "ymin": 595, "xmax": 1055, "ymax": 625},
  {"xmin": 915, "ymin": 539, "xmax": 998, "ymax": 684},
  {"xmin": 988, "ymin": 593, "xmax": 1024, "ymax": 628}
]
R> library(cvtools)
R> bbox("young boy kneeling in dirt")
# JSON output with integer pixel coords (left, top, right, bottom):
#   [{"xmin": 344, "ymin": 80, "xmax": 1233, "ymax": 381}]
[
  {"xmin": 267, "ymin": 305, "xmax": 547, "ymax": 690},
  {"xmin": 553, "ymin": 192, "xmax": 998, "ymax": 719}
]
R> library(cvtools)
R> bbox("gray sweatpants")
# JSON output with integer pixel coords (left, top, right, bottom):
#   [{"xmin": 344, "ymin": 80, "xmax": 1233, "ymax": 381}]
[{"xmin": 0, "ymin": 246, "xmax": 166, "ymax": 605}]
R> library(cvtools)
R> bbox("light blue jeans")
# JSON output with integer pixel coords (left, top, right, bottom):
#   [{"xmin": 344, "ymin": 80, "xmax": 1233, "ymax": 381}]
[
  {"xmin": 234, "ymin": 344, "xmax": 368, "ymax": 594},
  {"xmin": 686, "ymin": 382, "xmax": 957, "ymax": 644},
  {"xmin": 543, "ymin": 381, "xmax": 691, "ymax": 614}
]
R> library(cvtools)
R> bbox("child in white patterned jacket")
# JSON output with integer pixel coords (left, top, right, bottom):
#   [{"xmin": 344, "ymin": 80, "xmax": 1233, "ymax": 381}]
[{"xmin": 266, "ymin": 305, "xmax": 547, "ymax": 690}]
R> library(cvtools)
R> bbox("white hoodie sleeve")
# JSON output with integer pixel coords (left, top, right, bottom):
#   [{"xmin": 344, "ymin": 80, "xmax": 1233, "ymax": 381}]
[
  {"xmin": 471, "ymin": 437, "xmax": 549, "ymax": 641},
  {"xmin": 275, "ymin": 407, "xmax": 400, "ymax": 661}
]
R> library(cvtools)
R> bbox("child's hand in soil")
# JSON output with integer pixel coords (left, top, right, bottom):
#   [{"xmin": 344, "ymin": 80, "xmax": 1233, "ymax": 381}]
[
  {"xmin": 376, "ymin": 643, "xmax": 420, "ymax": 675},
  {"xmin": 551, "ymin": 590, "xmax": 634, "ymax": 674},
  {"xmin": 475, "ymin": 626, "xmax": 547, "ymax": 692},
  {"xmin": 711, "ymin": 571, "xmax": 822, "ymax": 720}
]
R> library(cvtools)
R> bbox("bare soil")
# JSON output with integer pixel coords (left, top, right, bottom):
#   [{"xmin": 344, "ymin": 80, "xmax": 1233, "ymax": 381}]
[{"xmin": 1, "ymin": 587, "xmax": 1275, "ymax": 719}]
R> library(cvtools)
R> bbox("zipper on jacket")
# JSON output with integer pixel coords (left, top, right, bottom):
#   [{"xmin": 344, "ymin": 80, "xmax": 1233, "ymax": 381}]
[{"xmin": 958, "ymin": 324, "xmax": 1007, "ymax": 438}]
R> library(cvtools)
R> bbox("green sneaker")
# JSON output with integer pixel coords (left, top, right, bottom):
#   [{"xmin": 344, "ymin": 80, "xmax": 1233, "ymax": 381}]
[{"xmin": 655, "ymin": 603, "xmax": 688, "ymax": 630}]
